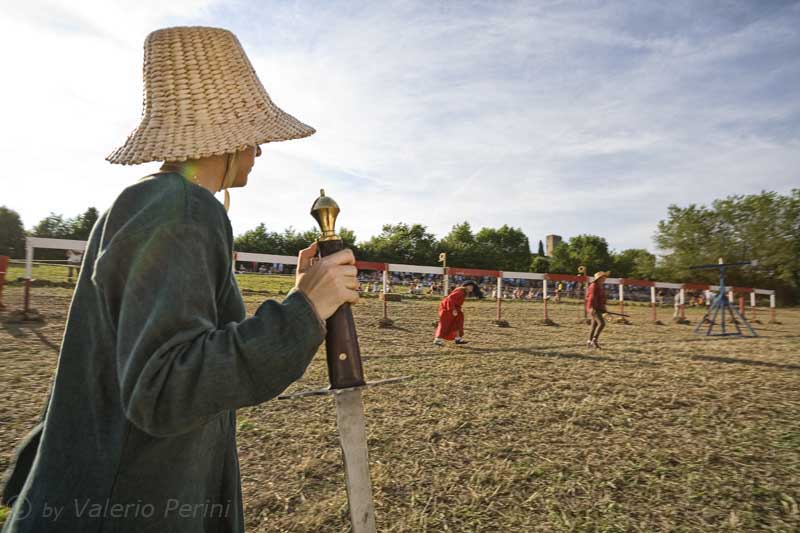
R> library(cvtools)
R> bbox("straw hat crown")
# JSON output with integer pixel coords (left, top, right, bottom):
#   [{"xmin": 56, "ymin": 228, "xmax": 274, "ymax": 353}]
[
  {"xmin": 107, "ymin": 26, "xmax": 315, "ymax": 165},
  {"xmin": 592, "ymin": 271, "xmax": 611, "ymax": 281}
]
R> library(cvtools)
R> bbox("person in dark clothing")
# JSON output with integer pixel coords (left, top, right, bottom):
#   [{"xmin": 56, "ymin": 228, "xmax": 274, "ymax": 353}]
[
  {"xmin": 585, "ymin": 271, "xmax": 610, "ymax": 349},
  {"xmin": 1, "ymin": 26, "xmax": 358, "ymax": 533}
]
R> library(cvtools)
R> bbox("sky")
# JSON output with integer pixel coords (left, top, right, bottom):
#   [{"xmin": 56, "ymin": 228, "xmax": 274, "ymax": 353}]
[{"xmin": 1, "ymin": 0, "xmax": 798, "ymax": 256}]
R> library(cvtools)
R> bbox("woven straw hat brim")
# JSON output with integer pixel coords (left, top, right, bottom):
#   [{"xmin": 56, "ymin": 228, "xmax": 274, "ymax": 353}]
[
  {"xmin": 107, "ymin": 26, "xmax": 315, "ymax": 165},
  {"xmin": 107, "ymin": 112, "xmax": 315, "ymax": 165}
]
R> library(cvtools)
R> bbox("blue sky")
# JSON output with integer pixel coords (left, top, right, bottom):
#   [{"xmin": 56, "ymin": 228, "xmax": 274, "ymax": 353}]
[{"xmin": 1, "ymin": 0, "xmax": 798, "ymax": 256}]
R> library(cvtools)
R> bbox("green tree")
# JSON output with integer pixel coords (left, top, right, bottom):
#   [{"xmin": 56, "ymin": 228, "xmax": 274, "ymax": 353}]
[
  {"xmin": 30, "ymin": 207, "xmax": 99, "ymax": 241},
  {"xmin": 235, "ymin": 225, "xmax": 358, "ymax": 256},
  {"xmin": 30, "ymin": 208, "xmax": 100, "ymax": 260},
  {"xmin": 612, "ymin": 248, "xmax": 656, "ymax": 279},
  {"xmin": 530, "ymin": 255, "xmax": 549, "ymax": 273},
  {"xmin": 0, "ymin": 206, "xmax": 26, "ymax": 258},
  {"xmin": 439, "ymin": 222, "xmax": 477, "ymax": 267},
  {"xmin": 32, "ymin": 213, "xmax": 72, "ymax": 239},
  {"xmin": 359, "ymin": 223, "xmax": 438, "ymax": 264},
  {"xmin": 339, "ymin": 227, "xmax": 358, "ymax": 251},
  {"xmin": 549, "ymin": 235, "xmax": 613, "ymax": 275},
  {"xmin": 294, "ymin": 227, "xmax": 358, "ymax": 253},
  {"xmin": 656, "ymin": 190, "xmax": 800, "ymax": 302},
  {"xmin": 234, "ymin": 223, "xmax": 283, "ymax": 254},
  {"xmin": 474, "ymin": 225, "xmax": 531, "ymax": 271},
  {"xmin": 280, "ymin": 227, "xmax": 315, "ymax": 255},
  {"xmin": 537, "ymin": 240, "xmax": 545, "ymax": 256},
  {"xmin": 548, "ymin": 242, "xmax": 577, "ymax": 274},
  {"xmin": 70, "ymin": 207, "xmax": 99, "ymax": 240}
]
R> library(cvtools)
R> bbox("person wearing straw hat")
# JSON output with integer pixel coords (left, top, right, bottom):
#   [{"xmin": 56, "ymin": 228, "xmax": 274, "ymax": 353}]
[
  {"xmin": 586, "ymin": 271, "xmax": 610, "ymax": 349},
  {"xmin": 1, "ymin": 27, "xmax": 358, "ymax": 533},
  {"xmin": 434, "ymin": 280, "xmax": 484, "ymax": 346}
]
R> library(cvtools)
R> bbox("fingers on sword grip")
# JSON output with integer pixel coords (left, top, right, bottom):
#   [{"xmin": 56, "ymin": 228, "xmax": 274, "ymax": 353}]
[{"xmin": 317, "ymin": 239, "xmax": 365, "ymax": 389}]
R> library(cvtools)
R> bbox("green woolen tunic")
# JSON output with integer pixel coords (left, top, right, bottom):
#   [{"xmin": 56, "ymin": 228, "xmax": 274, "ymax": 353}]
[{"xmin": 1, "ymin": 172, "xmax": 325, "ymax": 532}]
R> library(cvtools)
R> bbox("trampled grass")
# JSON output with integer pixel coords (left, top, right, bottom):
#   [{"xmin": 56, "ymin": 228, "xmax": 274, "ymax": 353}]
[{"xmin": 1, "ymin": 285, "xmax": 798, "ymax": 531}]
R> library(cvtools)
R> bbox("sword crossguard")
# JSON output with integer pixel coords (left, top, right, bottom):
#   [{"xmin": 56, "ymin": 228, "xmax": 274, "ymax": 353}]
[{"xmin": 278, "ymin": 376, "xmax": 413, "ymax": 400}]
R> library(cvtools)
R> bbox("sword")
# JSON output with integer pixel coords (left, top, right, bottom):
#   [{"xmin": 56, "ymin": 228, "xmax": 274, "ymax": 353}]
[
  {"xmin": 279, "ymin": 190, "xmax": 411, "ymax": 532},
  {"xmin": 603, "ymin": 311, "xmax": 630, "ymax": 318}
]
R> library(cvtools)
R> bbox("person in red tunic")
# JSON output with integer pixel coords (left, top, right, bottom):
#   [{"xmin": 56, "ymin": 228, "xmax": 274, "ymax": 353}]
[
  {"xmin": 434, "ymin": 280, "xmax": 483, "ymax": 345},
  {"xmin": 586, "ymin": 271, "xmax": 610, "ymax": 348}
]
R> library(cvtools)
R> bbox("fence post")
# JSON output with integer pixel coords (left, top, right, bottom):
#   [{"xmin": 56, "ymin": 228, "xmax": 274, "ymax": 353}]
[
  {"xmin": 443, "ymin": 266, "xmax": 449, "ymax": 295},
  {"xmin": 378, "ymin": 266, "xmax": 394, "ymax": 328},
  {"xmin": 25, "ymin": 239, "xmax": 34, "ymax": 278},
  {"xmin": 543, "ymin": 279, "xmax": 549, "ymax": 321},
  {"xmin": 679, "ymin": 288, "xmax": 686, "ymax": 320},
  {"xmin": 738, "ymin": 296, "xmax": 745, "ymax": 318},
  {"xmin": 769, "ymin": 293, "xmax": 777, "ymax": 324},
  {"xmin": 493, "ymin": 275, "xmax": 510, "ymax": 327},
  {"xmin": 496, "ymin": 276, "xmax": 502, "ymax": 322},
  {"xmin": 618, "ymin": 282, "xmax": 625, "ymax": 316},
  {"xmin": 750, "ymin": 292, "xmax": 757, "ymax": 321},
  {"xmin": 650, "ymin": 285, "xmax": 657, "ymax": 323},
  {"xmin": 24, "ymin": 239, "xmax": 34, "ymax": 314},
  {"xmin": 382, "ymin": 269, "xmax": 389, "ymax": 321},
  {"xmin": 0, "ymin": 255, "xmax": 8, "ymax": 309}
]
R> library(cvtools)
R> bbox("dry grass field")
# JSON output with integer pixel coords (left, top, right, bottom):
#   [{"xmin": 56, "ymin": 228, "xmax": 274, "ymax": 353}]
[{"xmin": 1, "ymin": 284, "xmax": 799, "ymax": 531}]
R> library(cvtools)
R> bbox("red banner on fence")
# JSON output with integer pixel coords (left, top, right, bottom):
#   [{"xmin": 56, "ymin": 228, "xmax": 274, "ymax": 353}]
[
  {"xmin": 621, "ymin": 278, "xmax": 655, "ymax": 287},
  {"xmin": 355, "ymin": 261, "xmax": 387, "ymax": 272},
  {"xmin": 731, "ymin": 286, "xmax": 754, "ymax": 293},
  {"xmin": 447, "ymin": 267, "xmax": 501, "ymax": 278},
  {"xmin": 545, "ymin": 273, "xmax": 586, "ymax": 283}
]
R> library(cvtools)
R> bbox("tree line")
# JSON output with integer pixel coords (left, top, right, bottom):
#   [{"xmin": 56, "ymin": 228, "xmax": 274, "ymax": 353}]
[
  {"xmin": 2, "ymin": 189, "xmax": 797, "ymax": 302},
  {"xmin": 0, "ymin": 207, "xmax": 99, "ymax": 260},
  {"xmin": 234, "ymin": 221, "xmax": 661, "ymax": 281}
]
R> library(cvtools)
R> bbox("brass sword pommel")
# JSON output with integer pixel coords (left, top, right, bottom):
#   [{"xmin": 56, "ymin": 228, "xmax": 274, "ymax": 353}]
[{"xmin": 310, "ymin": 189, "xmax": 341, "ymax": 242}]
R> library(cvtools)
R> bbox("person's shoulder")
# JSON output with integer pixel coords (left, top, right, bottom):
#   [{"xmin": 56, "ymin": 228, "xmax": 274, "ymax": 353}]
[{"xmin": 101, "ymin": 172, "xmax": 229, "ymax": 249}]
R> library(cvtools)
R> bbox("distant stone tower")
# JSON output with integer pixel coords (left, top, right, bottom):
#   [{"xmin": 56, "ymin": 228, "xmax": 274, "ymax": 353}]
[{"xmin": 545, "ymin": 234, "xmax": 562, "ymax": 256}]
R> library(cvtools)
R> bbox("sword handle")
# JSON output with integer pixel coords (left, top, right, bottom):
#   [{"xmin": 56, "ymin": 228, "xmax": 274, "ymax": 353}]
[{"xmin": 317, "ymin": 238, "xmax": 366, "ymax": 389}]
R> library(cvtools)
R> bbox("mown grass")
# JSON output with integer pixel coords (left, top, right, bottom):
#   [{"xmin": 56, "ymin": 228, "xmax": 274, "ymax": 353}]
[{"xmin": 1, "ymin": 287, "xmax": 798, "ymax": 531}]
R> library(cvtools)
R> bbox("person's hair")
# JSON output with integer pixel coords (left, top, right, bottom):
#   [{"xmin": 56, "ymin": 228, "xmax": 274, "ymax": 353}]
[{"xmin": 461, "ymin": 280, "xmax": 484, "ymax": 299}]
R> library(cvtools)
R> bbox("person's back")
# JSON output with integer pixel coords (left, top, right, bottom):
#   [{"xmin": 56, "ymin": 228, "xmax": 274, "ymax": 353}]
[{"xmin": 3, "ymin": 174, "xmax": 325, "ymax": 532}]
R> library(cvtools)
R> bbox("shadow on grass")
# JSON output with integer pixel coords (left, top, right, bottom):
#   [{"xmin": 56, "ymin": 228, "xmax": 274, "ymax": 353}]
[
  {"xmin": 688, "ymin": 354, "xmax": 800, "ymax": 371},
  {"xmin": 363, "ymin": 349, "xmax": 462, "ymax": 361},
  {"xmin": 1, "ymin": 321, "xmax": 60, "ymax": 353},
  {"xmin": 378, "ymin": 324, "xmax": 415, "ymax": 333},
  {"xmin": 365, "ymin": 344, "xmax": 660, "ymax": 367},
  {"xmin": 481, "ymin": 346, "xmax": 661, "ymax": 366}
]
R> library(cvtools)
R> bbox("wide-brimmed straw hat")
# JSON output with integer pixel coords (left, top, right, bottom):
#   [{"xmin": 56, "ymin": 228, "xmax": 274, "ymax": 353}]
[
  {"xmin": 592, "ymin": 271, "xmax": 610, "ymax": 281},
  {"xmin": 107, "ymin": 26, "xmax": 315, "ymax": 165}
]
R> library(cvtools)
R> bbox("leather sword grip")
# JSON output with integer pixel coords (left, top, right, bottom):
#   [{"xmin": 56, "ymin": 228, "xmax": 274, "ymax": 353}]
[{"xmin": 317, "ymin": 239, "xmax": 366, "ymax": 389}]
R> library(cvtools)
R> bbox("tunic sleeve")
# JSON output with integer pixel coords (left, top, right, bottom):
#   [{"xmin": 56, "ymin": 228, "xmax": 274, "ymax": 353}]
[
  {"xmin": 442, "ymin": 289, "xmax": 465, "ymax": 312},
  {"xmin": 586, "ymin": 283, "xmax": 596, "ymax": 310},
  {"xmin": 93, "ymin": 221, "xmax": 325, "ymax": 438}
]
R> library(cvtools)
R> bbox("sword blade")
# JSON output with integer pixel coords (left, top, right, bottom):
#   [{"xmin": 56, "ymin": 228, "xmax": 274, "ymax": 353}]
[{"xmin": 334, "ymin": 389, "xmax": 377, "ymax": 533}]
